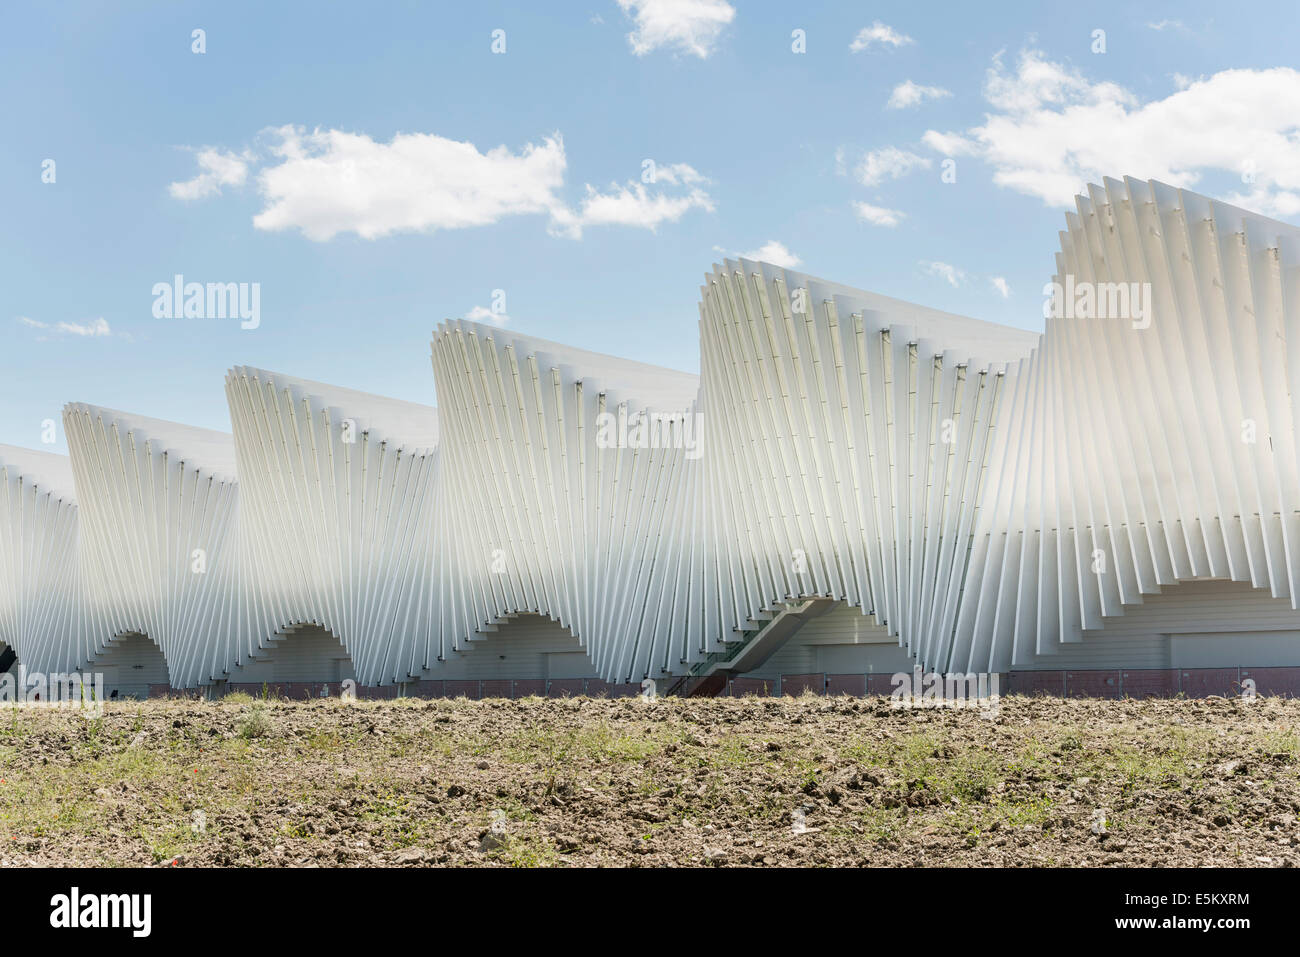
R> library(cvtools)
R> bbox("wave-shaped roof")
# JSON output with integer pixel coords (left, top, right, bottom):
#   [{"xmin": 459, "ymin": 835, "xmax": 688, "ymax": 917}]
[
  {"xmin": 0, "ymin": 443, "xmax": 77, "ymax": 501},
  {"xmin": 715, "ymin": 257, "xmax": 1041, "ymax": 365},
  {"xmin": 228, "ymin": 366, "xmax": 439, "ymax": 452},
  {"xmin": 437, "ymin": 319, "xmax": 702, "ymax": 414},
  {"xmin": 61, "ymin": 403, "xmax": 238, "ymax": 482}
]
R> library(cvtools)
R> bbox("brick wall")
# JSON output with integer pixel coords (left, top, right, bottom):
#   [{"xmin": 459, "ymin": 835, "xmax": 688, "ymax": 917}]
[
  {"xmin": 825, "ymin": 674, "xmax": 867, "ymax": 697},
  {"xmin": 764, "ymin": 666, "xmax": 1300, "ymax": 699},
  {"xmin": 728, "ymin": 677, "xmax": 776, "ymax": 697},
  {"xmin": 780, "ymin": 673, "xmax": 826, "ymax": 696},
  {"xmin": 137, "ymin": 665, "xmax": 1300, "ymax": 701}
]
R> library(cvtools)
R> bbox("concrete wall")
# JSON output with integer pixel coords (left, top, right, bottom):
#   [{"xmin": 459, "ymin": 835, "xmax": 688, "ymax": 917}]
[
  {"xmin": 725, "ymin": 583, "xmax": 1300, "ymax": 697},
  {"xmin": 91, "ymin": 633, "xmax": 170, "ymax": 700},
  {"xmin": 161, "ymin": 617, "xmax": 615, "ymax": 698},
  {"xmin": 755, "ymin": 580, "xmax": 1300, "ymax": 678},
  {"xmin": 223, "ymin": 625, "xmax": 357, "ymax": 685},
  {"xmin": 417, "ymin": 614, "xmax": 600, "ymax": 681},
  {"xmin": 142, "ymin": 580, "xmax": 1300, "ymax": 698},
  {"xmin": 1022, "ymin": 578, "xmax": 1300, "ymax": 670}
]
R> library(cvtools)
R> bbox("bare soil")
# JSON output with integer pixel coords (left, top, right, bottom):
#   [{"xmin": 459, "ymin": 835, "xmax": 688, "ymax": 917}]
[{"xmin": 1, "ymin": 693, "xmax": 1297, "ymax": 867}]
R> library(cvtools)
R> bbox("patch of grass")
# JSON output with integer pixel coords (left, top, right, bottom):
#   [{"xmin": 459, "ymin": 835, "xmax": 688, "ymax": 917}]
[
  {"xmin": 1260, "ymin": 729, "xmax": 1300, "ymax": 761},
  {"xmin": 576, "ymin": 721, "xmax": 676, "ymax": 762},
  {"xmin": 303, "ymin": 728, "xmax": 350, "ymax": 752},
  {"xmin": 950, "ymin": 793, "xmax": 1057, "ymax": 842},
  {"xmin": 141, "ymin": 818, "xmax": 204, "ymax": 863},
  {"xmin": 851, "ymin": 804, "xmax": 912, "ymax": 843},
  {"xmin": 238, "ymin": 703, "xmax": 272, "ymax": 740},
  {"xmin": 489, "ymin": 826, "xmax": 560, "ymax": 867},
  {"xmin": 706, "ymin": 734, "xmax": 752, "ymax": 769},
  {"xmin": 469, "ymin": 800, "xmax": 561, "ymax": 867}
]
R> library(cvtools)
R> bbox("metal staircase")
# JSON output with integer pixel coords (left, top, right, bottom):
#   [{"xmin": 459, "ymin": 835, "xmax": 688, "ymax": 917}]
[{"xmin": 665, "ymin": 598, "xmax": 839, "ymax": 696}]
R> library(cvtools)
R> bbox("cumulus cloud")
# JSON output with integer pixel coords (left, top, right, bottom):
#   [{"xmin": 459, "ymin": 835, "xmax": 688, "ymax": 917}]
[
  {"xmin": 651, "ymin": 162, "xmax": 706, "ymax": 185},
  {"xmin": 853, "ymin": 202, "xmax": 905, "ymax": 227},
  {"xmin": 924, "ymin": 261, "xmax": 965, "ymax": 287},
  {"xmin": 617, "ymin": 0, "xmax": 735, "ymax": 58},
  {"xmin": 465, "ymin": 305, "xmax": 509, "ymax": 326},
  {"xmin": 171, "ymin": 126, "xmax": 714, "ymax": 241},
  {"xmin": 252, "ymin": 127, "xmax": 569, "ymax": 240},
  {"xmin": 887, "ymin": 80, "xmax": 952, "ymax": 110},
  {"xmin": 855, "ymin": 146, "xmax": 931, "ymax": 186},
  {"xmin": 850, "ymin": 21, "xmax": 912, "ymax": 53},
  {"xmin": 990, "ymin": 276, "xmax": 1011, "ymax": 298},
  {"xmin": 554, "ymin": 180, "xmax": 714, "ymax": 237},
  {"xmin": 922, "ymin": 50, "xmax": 1300, "ymax": 218},
  {"xmin": 719, "ymin": 240, "xmax": 802, "ymax": 268},
  {"xmin": 168, "ymin": 148, "xmax": 250, "ymax": 200}
]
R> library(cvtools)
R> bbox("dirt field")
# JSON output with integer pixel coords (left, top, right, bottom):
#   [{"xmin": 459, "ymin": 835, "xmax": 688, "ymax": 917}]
[{"xmin": 0, "ymin": 692, "xmax": 1297, "ymax": 867}]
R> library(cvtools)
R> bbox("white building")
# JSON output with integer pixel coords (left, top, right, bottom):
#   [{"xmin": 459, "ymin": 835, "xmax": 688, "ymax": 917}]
[{"xmin": 4, "ymin": 177, "xmax": 1300, "ymax": 698}]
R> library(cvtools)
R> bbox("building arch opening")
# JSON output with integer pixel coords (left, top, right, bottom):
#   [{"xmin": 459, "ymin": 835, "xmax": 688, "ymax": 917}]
[
  {"xmin": 223, "ymin": 623, "xmax": 356, "ymax": 699},
  {"xmin": 411, "ymin": 613, "xmax": 624, "ymax": 698},
  {"xmin": 92, "ymin": 632, "xmax": 171, "ymax": 700}
]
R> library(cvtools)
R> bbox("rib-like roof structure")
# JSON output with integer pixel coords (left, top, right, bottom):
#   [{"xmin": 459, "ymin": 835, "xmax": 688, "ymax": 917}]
[{"xmin": 3, "ymin": 177, "xmax": 1298, "ymax": 686}]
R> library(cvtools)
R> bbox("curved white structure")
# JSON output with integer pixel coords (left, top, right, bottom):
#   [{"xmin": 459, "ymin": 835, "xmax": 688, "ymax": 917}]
[
  {"xmin": 429, "ymin": 321, "xmax": 702, "ymax": 682},
  {"xmin": 225, "ymin": 367, "xmax": 440, "ymax": 687},
  {"xmin": 5, "ymin": 176, "xmax": 1300, "ymax": 693},
  {"xmin": 0, "ymin": 444, "xmax": 80, "ymax": 673}
]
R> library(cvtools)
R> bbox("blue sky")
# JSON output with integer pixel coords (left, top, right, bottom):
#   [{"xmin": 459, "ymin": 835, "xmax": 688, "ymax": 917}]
[{"xmin": 4, "ymin": 0, "xmax": 1300, "ymax": 451}]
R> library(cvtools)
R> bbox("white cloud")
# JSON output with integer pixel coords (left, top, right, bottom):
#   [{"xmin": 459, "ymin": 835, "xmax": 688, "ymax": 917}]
[
  {"xmin": 887, "ymin": 80, "xmax": 952, "ymax": 110},
  {"xmin": 1147, "ymin": 19, "xmax": 1187, "ymax": 32},
  {"xmin": 991, "ymin": 276, "xmax": 1011, "ymax": 298},
  {"xmin": 850, "ymin": 21, "xmax": 913, "ymax": 53},
  {"xmin": 732, "ymin": 240, "xmax": 802, "ymax": 267},
  {"xmin": 18, "ymin": 316, "xmax": 115, "ymax": 339},
  {"xmin": 169, "ymin": 148, "xmax": 250, "ymax": 200},
  {"xmin": 652, "ymin": 162, "xmax": 706, "ymax": 185},
  {"xmin": 617, "ymin": 0, "xmax": 735, "ymax": 58},
  {"xmin": 853, "ymin": 202, "xmax": 905, "ymax": 227},
  {"xmin": 555, "ymin": 181, "xmax": 714, "ymax": 237},
  {"xmin": 856, "ymin": 146, "xmax": 931, "ymax": 186},
  {"xmin": 465, "ymin": 305, "xmax": 509, "ymax": 326},
  {"xmin": 57, "ymin": 318, "xmax": 112, "ymax": 337},
  {"xmin": 924, "ymin": 261, "xmax": 964, "ymax": 287},
  {"xmin": 176, "ymin": 126, "xmax": 714, "ymax": 241},
  {"xmin": 920, "ymin": 129, "xmax": 973, "ymax": 157},
  {"xmin": 252, "ymin": 126, "xmax": 569, "ymax": 241},
  {"xmin": 922, "ymin": 50, "xmax": 1300, "ymax": 218}
]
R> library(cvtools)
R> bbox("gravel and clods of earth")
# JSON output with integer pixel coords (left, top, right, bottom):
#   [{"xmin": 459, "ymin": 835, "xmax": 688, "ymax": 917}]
[{"xmin": 1, "ymin": 692, "xmax": 1298, "ymax": 867}]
